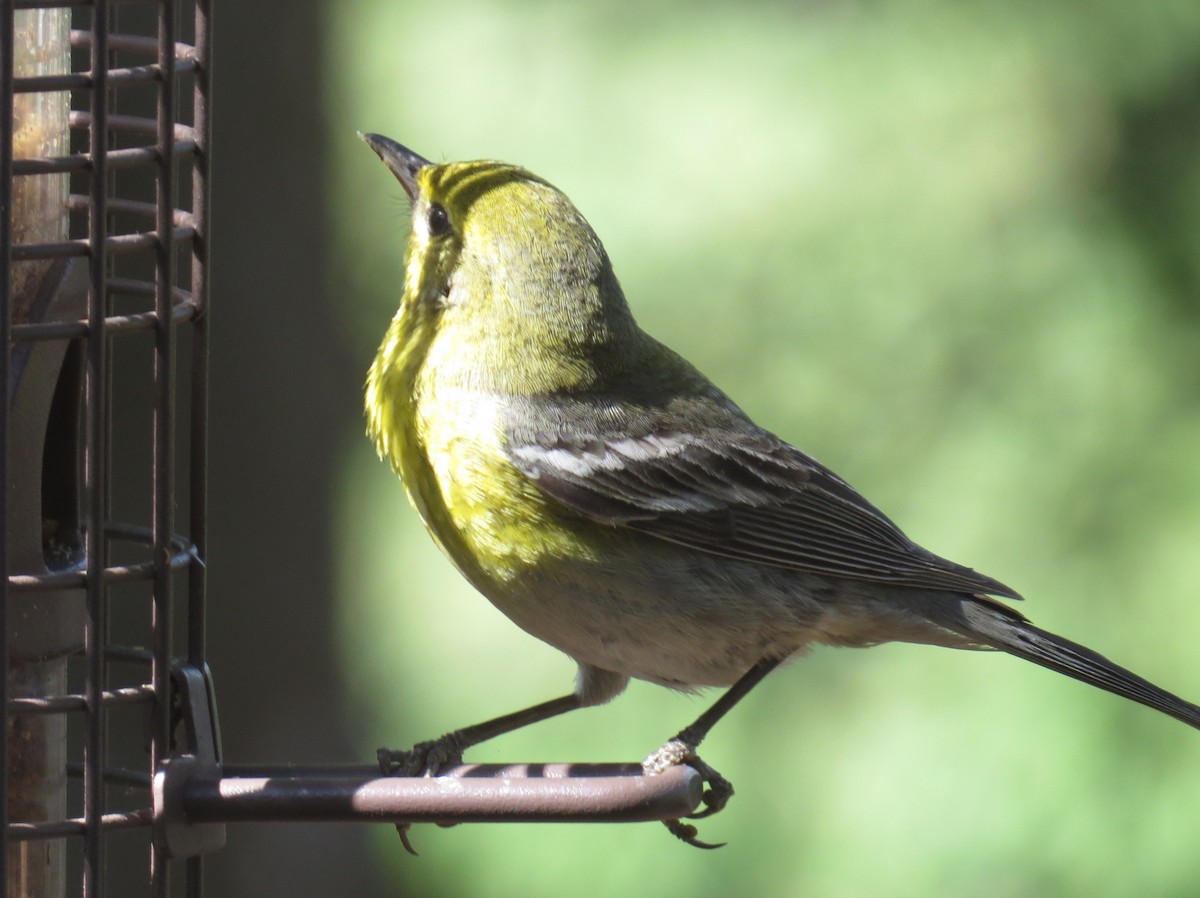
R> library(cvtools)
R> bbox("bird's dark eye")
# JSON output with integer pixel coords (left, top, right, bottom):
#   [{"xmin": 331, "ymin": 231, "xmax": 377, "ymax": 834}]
[{"xmin": 427, "ymin": 203, "xmax": 451, "ymax": 237}]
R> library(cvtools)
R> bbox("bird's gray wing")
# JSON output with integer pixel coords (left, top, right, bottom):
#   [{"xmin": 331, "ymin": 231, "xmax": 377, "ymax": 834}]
[{"xmin": 504, "ymin": 395, "xmax": 1021, "ymax": 599}]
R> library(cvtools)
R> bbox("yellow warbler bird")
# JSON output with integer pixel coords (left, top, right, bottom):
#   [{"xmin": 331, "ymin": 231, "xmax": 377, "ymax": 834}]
[{"xmin": 360, "ymin": 132, "xmax": 1200, "ymax": 847}]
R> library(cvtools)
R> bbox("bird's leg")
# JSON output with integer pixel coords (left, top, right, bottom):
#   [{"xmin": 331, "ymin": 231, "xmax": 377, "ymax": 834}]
[
  {"xmin": 377, "ymin": 693, "xmax": 585, "ymax": 854},
  {"xmin": 643, "ymin": 657, "xmax": 783, "ymax": 849},
  {"xmin": 378, "ymin": 692, "xmax": 585, "ymax": 775}
]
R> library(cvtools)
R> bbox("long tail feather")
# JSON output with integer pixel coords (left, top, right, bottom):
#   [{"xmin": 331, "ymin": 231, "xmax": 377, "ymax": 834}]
[{"xmin": 935, "ymin": 597, "xmax": 1200, "ymax": 730}]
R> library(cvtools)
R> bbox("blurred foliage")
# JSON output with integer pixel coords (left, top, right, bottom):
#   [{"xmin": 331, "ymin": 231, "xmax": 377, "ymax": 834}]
[{"xmin": 324, "ymin": 1, "xmax": 1200, "ymax": 895}]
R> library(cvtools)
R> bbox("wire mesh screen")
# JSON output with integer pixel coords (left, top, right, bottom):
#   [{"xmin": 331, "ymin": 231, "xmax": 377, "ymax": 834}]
[{"xmin": 2, "ymin": 1, "xmax": 212, "ymax": 895}]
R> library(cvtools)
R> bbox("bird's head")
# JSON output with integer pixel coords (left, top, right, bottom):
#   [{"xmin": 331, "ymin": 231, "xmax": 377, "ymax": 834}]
[{"xmin": 360, "ymin": 133, "xmax": 638, "ymax": 394}]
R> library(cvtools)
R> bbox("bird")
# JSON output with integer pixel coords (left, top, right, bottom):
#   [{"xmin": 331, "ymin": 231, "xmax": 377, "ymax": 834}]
[{"xmin": 359, "ymin": 131, "xmax": 1200, "ymax": 848}]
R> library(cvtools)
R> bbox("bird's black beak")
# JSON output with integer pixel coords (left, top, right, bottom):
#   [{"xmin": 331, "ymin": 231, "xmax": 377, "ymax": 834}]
[{"xmin": 358, "ymin": 132, "xmax": 431, "ymax": 201}]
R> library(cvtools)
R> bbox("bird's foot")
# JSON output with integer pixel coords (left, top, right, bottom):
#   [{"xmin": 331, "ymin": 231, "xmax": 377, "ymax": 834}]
[
  {"xmin": 376, "ymin": 734, "xmax": 466, "ymax": 855},
  {"xmin": 643, "ymin": 739, "xmax": 733, "ymax": 849},
  {"xmin": 377, "ymin": 733, "xmax": 465, "ymax": 777}
]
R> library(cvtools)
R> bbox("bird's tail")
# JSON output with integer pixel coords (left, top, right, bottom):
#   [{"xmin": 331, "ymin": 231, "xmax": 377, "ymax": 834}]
[{"xmin": 924, "ymin": 595, "xmax": 1200, "ymax": 730}]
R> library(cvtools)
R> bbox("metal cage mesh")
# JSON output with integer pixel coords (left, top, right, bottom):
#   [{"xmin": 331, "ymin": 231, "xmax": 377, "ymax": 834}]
[{"xmin": 1, "ymin": 1, "xmax": 211, "ymax": 895}]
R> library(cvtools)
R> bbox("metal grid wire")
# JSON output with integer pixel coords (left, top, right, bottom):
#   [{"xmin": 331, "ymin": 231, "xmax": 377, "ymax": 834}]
[{"xmin": 1, "ymin": 0, "xmax": 211, "ymax": 894}]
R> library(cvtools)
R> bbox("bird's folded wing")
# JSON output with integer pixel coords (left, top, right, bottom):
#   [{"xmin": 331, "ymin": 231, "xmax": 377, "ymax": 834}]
[{"xmin": 504, "ymin": 397, "xmax": 1021, "ymax": 600}]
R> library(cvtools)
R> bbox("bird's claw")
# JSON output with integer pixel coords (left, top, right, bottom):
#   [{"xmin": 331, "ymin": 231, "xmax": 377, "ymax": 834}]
[
  {"xmin": 377, "ymin": 734, "xmax": 465, "ymax": 777},
  {"xmin": 394, "ymin": 823, "xmax": 419, "ymax": 856},
  {"xmin": 682, "ymin": 756, "xmax": 733, "ymax": 820},
  {"xmin": 377, "ymin": 733, "xmax": 467, "ymax": 855},
  {"xmin": 643, "ymin": 738, "xmax": 733, "ymax": 848},
  {"xmin": 663, "ymin": 818, "xmax": 727, "ymax": 850}
]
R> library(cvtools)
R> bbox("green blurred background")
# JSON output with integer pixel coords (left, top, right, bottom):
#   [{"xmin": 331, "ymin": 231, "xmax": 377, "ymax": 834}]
[{"xmin": 205, "ymin": 1, "xmax": 1200, "ymax": 895}]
